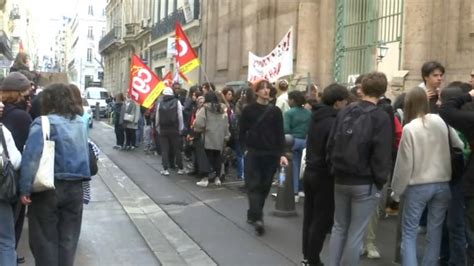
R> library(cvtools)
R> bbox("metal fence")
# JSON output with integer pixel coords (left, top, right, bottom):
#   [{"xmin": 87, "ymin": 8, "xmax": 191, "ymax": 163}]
[{"xmin": 334, "ymin": 0, "xmax": 403, "ymax": 84}]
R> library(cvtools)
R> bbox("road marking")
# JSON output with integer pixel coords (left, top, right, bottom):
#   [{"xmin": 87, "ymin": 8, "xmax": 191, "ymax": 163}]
[{"xmin": 100, "ymin": 121, "xmax": 114, "ymax": 129}]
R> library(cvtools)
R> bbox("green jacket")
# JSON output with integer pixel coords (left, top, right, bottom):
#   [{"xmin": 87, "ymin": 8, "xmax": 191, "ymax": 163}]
[{"xmin": 283, "ymin": 106, "xmax": 311, "ymax": 139}]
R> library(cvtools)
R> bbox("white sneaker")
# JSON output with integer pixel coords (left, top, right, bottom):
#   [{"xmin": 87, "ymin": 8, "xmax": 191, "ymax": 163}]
[
  {"xmin": 177, "ymin": 169, "xmax": 185, "ymax": 175},
  {"xmin": 298, "ymin": 191, "xmax": 305, "ymax": 198},
  {"xmin": 294, "ymin": 195, "xmax": 299, "ymax": 203},
  {"xmin": 366, "ymin": 244, "xmax": 381, "ymax": 259},
  {"xmin": 196, "ymin": 178, "xmax": 209, "ymax": 187},
  {"xmin": 160, "ymin": 170, "xmax": 170, "ymax": 176},
  {"xmin": 214, "ymin": 178, "xmax": 222, "ymax": 186}
]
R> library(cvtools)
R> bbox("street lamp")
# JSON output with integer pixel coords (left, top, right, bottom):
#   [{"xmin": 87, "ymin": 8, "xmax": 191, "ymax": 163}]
[{"xmin": 377, "ymin": 42, "xmax": 389, "ymax": 61}]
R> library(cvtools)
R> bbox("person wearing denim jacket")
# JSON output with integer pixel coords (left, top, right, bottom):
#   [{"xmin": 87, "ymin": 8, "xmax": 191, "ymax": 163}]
[{"xmin": 19, "ymin": 84, "xmax": 90, "ymax": 266}]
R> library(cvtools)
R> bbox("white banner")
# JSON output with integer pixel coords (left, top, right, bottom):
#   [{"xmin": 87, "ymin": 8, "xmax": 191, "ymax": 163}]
[
  {"xmin": 167, "ymin": 37, "xmax": 176, "ymax": 58},
  {"xmin": 247, "ymin": 27, "xmax": 293, "ymax": 83}
]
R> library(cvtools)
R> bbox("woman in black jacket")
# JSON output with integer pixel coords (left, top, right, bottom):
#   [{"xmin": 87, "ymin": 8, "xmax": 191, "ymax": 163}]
[
  {"xmin": 439, "ymin": 84, "xmax": 474, "ymax": 266},
  {"xmin": 301, "ymin": 84, "xmax": 349, "ymax": 266}
]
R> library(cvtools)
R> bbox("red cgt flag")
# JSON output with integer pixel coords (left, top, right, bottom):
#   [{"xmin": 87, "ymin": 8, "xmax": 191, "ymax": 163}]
[
  {"xmin": 176, "ymin": 21, "xmax": 200, "ymax": 74},
  {"xmin": 129, "ymin": 55, "xmax": 165, "ymax": 108}
]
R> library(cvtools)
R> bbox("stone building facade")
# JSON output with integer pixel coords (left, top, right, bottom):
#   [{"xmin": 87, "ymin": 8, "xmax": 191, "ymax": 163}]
[{"xmin": 101, "ymin": 0, "xmax": 472, "ymax": 96}]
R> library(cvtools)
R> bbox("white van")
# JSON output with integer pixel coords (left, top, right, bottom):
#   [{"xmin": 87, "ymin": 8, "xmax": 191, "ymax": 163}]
[{"xmin": 85, "ymin": 87, "xmax": 110, "ymax": 117}]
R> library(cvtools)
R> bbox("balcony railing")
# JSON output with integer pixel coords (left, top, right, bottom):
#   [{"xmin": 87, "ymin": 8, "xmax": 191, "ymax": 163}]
[
  {"xmin": 99, "ymin": 27, "xmax": 121, "ymax": 53},
  {"xmin": 151, "ymin": 1, "xmax": 200, "ymax": 41}
]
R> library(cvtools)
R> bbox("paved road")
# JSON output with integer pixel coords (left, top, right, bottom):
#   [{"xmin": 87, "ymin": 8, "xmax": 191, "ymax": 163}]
[{"xmin": 88, "ymin": 121, "xmax": 401, "ymax": 266}]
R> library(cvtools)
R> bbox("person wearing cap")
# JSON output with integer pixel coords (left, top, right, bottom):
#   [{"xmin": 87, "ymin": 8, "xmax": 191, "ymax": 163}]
[
  {"xmin": 239, "ymin": 79, "xmax": 288, "ymax": 236},
  {"xmin": 276, "ymin": 79, "xmax": 290, "ymax": 113},
  {"xmin": 0, "ymin": 72, "xmax": 33, "ymax": 262},
  {"xmin": 155, "ymin": 87, "xmax": 185, "ymax": 176},
  {"xmin": 0, "ymin": 98, "xmax": 23, "ymax": 266}
]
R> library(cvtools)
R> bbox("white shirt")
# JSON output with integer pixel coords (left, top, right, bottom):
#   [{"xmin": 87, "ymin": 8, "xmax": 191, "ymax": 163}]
[
  {"xmin": 0, "ymin": 126, "xmax": 21, "ymax": 170},
  {"xmin": 391, "ymin": 114, "xmax": 463, "ymax": 201},
  {"xmin": 276, "ymin": 92, "xmax": 290, "ymax": 114}
]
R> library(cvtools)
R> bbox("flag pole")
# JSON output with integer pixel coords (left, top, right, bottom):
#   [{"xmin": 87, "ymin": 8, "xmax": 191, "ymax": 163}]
[{"xmin": 200, "ymin": 65, "xmax": 211, "ymax": 85}]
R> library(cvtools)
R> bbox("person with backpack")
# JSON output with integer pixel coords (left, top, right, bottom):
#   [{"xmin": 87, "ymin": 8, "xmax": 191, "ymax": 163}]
[
  {"xmin": 327, "ymin": 72, "xmax": 393, "ymax": 266},
  {"xmin": 155, "ymin": 87, "xmax": 185, "ymax": 176},
  {"xmin": 301, "ymin": 83, "xmax": 349, "ymax": 266},
  {"xmin": 239, "ymin": 79, "xmax": 288, "ymax": 236}
]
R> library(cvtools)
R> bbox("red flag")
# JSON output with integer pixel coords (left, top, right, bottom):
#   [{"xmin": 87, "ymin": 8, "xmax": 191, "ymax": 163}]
[
  {"xmin": 19, "ymin": 40, "xmax": 24, "ymax": 53},
  {"xmin": 176, "ymin": 21, "xmax": 200, "ymax": 74},
  {"xmin": 163, "ymin": 71, "xmax": 173, "ymax": 86},
  {"xmin": 129, "ymin": 55, "xmax": 165, "ymax": 108}
]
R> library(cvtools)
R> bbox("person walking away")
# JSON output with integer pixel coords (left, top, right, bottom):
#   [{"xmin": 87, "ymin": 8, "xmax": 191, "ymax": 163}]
[
  {"xmin": 327, "ymin": 72, "xmax": 393, "ymax": 266},
  {"xmin": 19, "ymin": 83, "xmax": 91, "ymax": 266},
  {"xmin": 113, "ymin": 93, "xmax": 126, "ymax": 149},
  {"xmin": 284, "ymin": 90, "xmax": 311, "ymax": 201},
  {"xmin": 239, "ymin": 79, "xmax": 288, "ymax": 236},
  {"xmin": 439, "ymin": 84, "xmax": 474, "ymax": 265},
  {"xmin": 122, "ymin": 96, "xmax": 141, "ymax": 150},
  {"xmin": 234, "ymin": 87, "xmax": 256, "ymax": 181},
  {"xmin": 156, "ymin": 87, "xmax": 185, "ymax": 176},
  {"xmin": 0, "ymin": 99, "xmax": 22, "ymax": 266},
  {"xmin": 301, "ymin": 84, "xmax": 349, "ymax": 266},
  {"xmin": 391, "ymin": 87, "xmax": 462, "ymax": 265},
  {"xmin": 193, "ymin": 91, "xmax": 230, "ymax": 187},
  {"xmin": 275, "ymin": 79, "xmax": 290, "ymax": 114},
  {"xmin": 0, "ymin": 72, "xmax": 33, "ymax": 264}
]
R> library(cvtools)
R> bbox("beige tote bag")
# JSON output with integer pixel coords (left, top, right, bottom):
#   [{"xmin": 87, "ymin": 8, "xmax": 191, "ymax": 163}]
[{"xmin": 32, "ymin": 116, "xmax": 55, "ymax": 192}]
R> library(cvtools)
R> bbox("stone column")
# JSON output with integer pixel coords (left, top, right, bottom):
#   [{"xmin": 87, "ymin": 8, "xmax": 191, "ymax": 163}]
[{"xmin": 295, "ymin": 1, "xmax": 319, "ymax": 85}]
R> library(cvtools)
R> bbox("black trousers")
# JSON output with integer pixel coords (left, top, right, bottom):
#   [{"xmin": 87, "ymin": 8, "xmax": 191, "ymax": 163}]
[
  {"xmin": 302, "ymin": 170, "xmax": 335, "ymax": 264},
  {"xmin": 244, "ymin": 153, "xmax": 279, "ymax": 222},
  {"xmin": 160, "ymin": 133, "xmax": 183, "ymax": 170},
  {"xmin": 205, "ymin": 149, "xmax": 222, "ymax": 178},
  {"xmin": 11, "ymin": 201, "xmax": 25, "ymax": 249},
  {"xmin": 114, "ymin": 124, "xmax": 125, "ymax": 146},
  {"xmin": 28, "ymin": 180, "xmax": 84, "ymax": 266},
  {"xmin": 125, "ymin": 128, "xmax": 136, "ymax": 147}
]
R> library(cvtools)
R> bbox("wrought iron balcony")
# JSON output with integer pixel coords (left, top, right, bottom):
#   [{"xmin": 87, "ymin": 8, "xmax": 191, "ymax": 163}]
[
  {"xmin": 99, "ymin": 27, "xmax": 121, "ymax": 53},
  {"xmin": 151, "ymin": 1, "xmax": 200, "ymax": 41}
]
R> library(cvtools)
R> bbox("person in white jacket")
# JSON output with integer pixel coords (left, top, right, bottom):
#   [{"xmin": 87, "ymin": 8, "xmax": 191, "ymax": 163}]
[
  {"xmin": 0, "ymin": 100, "xmax": 22, "ymax": 266},
  {"xmin": 391, "ymin": 87, "xmax": 463, "ymax": 266}
]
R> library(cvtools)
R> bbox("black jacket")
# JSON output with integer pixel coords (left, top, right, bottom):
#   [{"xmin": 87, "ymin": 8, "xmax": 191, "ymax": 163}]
[
  {"xmin": 439, "ymin": 93, "xmax": 474, "ymax": 197},
  {"xmin": 239, "ymin": 102, "xmax": 285, "ymax": 156},
  {"xmin": 1, "ymin": 104, "xmax": 32, "ymax": 153},
  {"xmin": 327, "ymin": 101, "xmax": 393, "ymax": 189},
  {"xmin": 305, "ymin": 104, "xmax": 337, "ymax": 178}
]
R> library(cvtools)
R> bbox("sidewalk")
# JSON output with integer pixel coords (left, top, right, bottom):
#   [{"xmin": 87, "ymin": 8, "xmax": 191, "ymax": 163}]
[{"xmin": 18, "ymin": 151, "xmax": 215, "ymax": 266}]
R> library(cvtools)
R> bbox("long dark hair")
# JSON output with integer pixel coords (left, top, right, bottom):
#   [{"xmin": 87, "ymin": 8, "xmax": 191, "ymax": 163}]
[
  {"xmin": 42, "ymin": 83, "xmax": 82, "ymax": 119},
  {"xmin": 403, "ymin": 87, "xmax": 429, "ymax": 124},
  {"xmin": 204, "ymin": 91, "xmax": 222, "ymax": 113}
]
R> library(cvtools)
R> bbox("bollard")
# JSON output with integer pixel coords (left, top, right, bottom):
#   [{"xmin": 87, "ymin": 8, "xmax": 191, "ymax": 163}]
[
  {"xmin": 273, "ymin": 134, "xmax": 297, "ymax": 217},
  {"xmin": 95, "ymin": 102, "xmax": 100, "ymax": 120}
]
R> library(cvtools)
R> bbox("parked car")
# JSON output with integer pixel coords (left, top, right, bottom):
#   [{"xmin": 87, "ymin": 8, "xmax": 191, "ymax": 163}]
[{"xmin": 82, "ymin": 98, "xmax": 93, "ymax": 128}]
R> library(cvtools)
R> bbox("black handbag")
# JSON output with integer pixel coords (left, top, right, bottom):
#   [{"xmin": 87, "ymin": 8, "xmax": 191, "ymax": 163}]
[
  {"xmin": 446, "ymin": 123, "xmax": 464, "ymax": 183},
  {"xmin": 0, "ymin": 124, "xmax": 18, "ymax": 202}
]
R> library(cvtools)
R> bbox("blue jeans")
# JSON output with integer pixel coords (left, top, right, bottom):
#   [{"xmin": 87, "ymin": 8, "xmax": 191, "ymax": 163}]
[
  {"xmin": 401, "ymin": 183, "xmax": 451, "ymax": 266},
  {"xmin": 328, "ymin": 184, "xmax": 380, "ymax": 266},
  {"xmin": 292, "ymin": 138, "xmax": 306, "ymax": 194},
  {"xmin": 0, "ymin": 200, "xmax": 16, "ymax": 266}
]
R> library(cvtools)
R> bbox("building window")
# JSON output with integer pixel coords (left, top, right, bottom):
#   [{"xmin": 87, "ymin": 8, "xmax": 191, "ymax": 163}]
[
  {"xmin": 87, "ymin": 48, "xmax": 93, "ymax": 62},
  {"xmin": 101, "ymin": 27, "xmax": 105, "ymax": 38},
  {"xmin": 88, "ymin": 5, "xmax": 93, "ymax": 16},
  {"xmin": 102, "ymin": 8, "xmax": 106, "ymax": 16},
  {"xmin": 87, "ymin": 26, "xmax": 93, "ymax": 39}
]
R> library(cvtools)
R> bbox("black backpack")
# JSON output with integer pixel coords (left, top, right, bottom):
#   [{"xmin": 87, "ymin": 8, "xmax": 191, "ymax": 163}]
[
  {"xmin": 159, "ymin": 98, "xmax": 178, "ymax": 128},
  {"xmin": 330, "ymin": 103, "xmax": 377, "ymax": 175}
]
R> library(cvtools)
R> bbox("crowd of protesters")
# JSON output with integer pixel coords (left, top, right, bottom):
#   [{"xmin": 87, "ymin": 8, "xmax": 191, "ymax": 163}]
[{"xmin": 0, "ymin": 52, "xmax": 97, "ymax": 266}]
